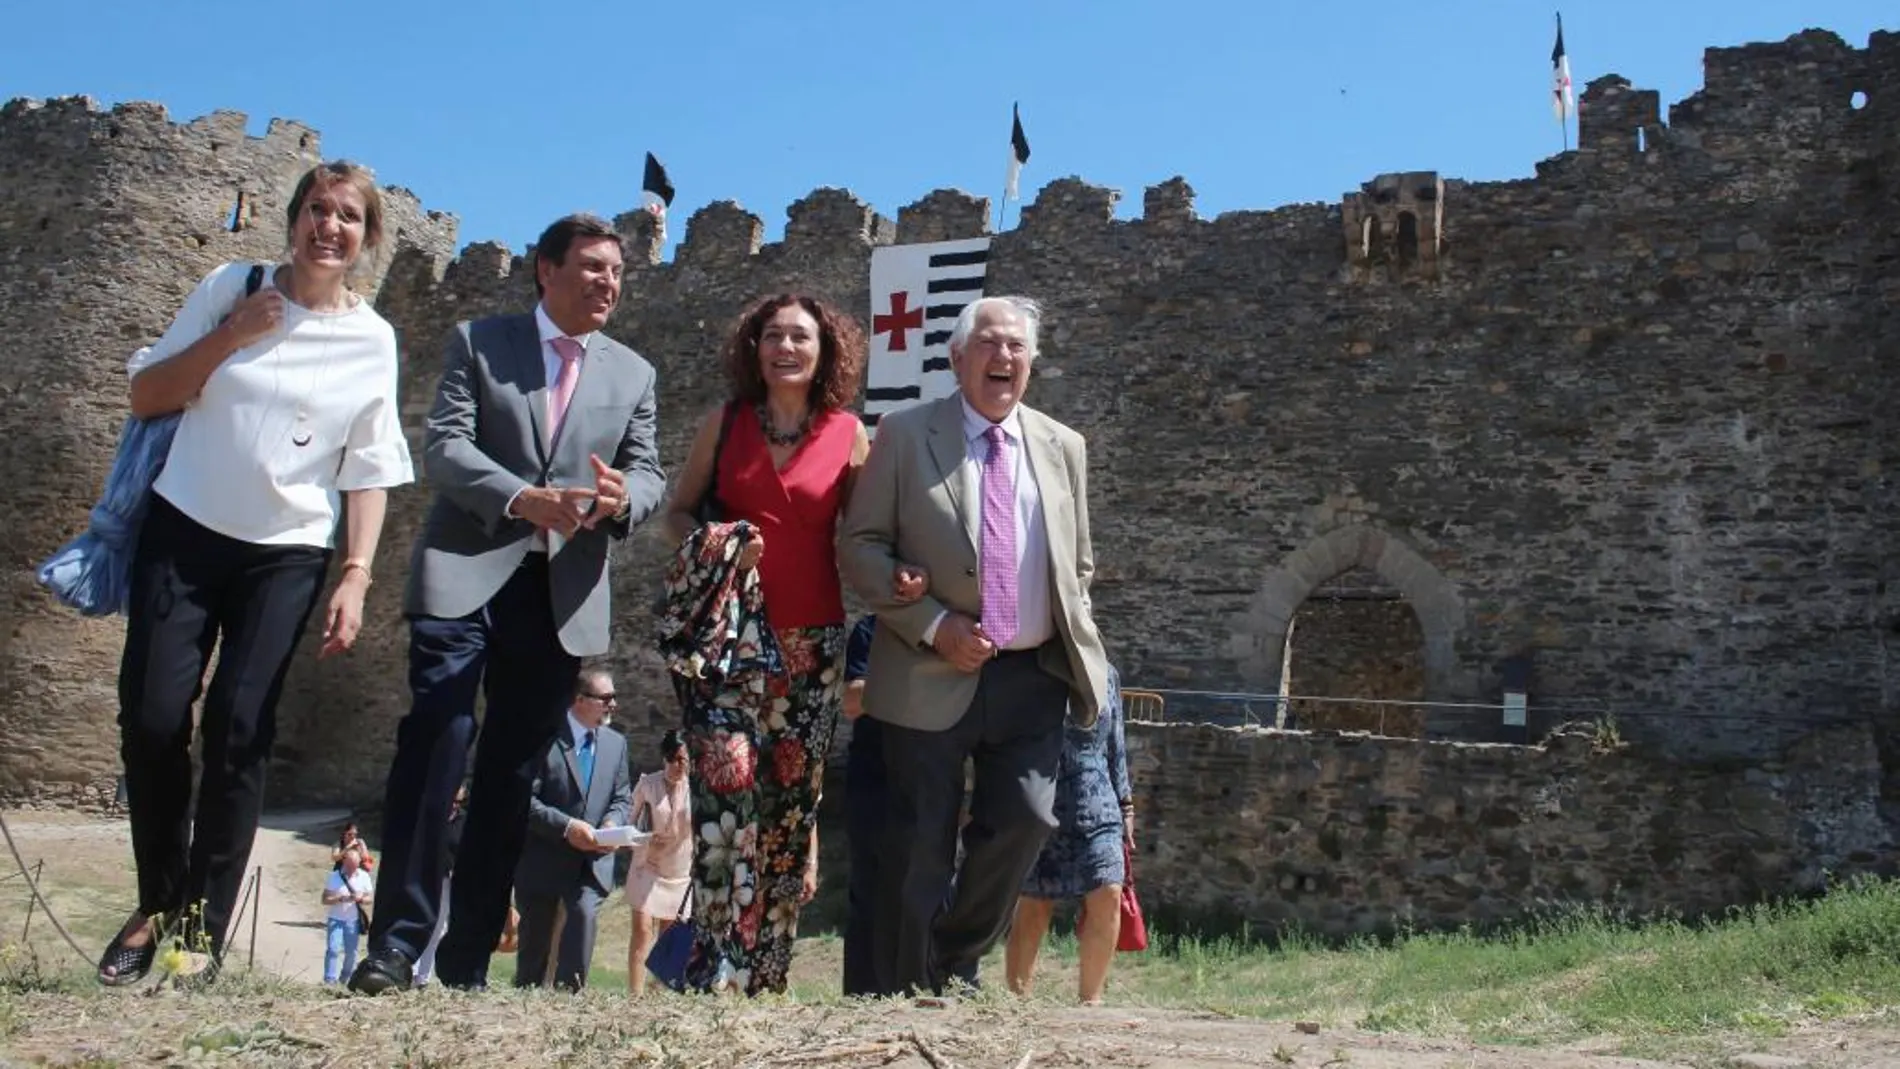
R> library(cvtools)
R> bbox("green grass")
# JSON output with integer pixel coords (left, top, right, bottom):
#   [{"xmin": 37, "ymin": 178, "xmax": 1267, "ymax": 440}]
[
  {"xmin": 551, "ymin": 874, "xmax": 1900, "ymax": 1049},
  {"xmin": 1067, "ymin": 875, "xmax": 1900, "ymax": 1046}
]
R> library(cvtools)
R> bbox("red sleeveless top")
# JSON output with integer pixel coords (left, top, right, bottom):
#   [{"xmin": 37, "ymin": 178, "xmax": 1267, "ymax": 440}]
[{"xmin": 715, "ymin": 405, "xmax": 859, "ymax": 630}]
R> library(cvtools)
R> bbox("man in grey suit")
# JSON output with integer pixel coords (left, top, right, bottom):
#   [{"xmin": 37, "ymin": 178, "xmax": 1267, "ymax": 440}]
[
  {"xmin": 514, "ymin": 669, "xmax": 632, "ymax": 991},
  {"xmin": 351, "ymin": 214, "xmax": 666, "ymax": 995},
  {"xmin": 840, "ymin": 295, "xmax": 1109, "ymax": 996}
]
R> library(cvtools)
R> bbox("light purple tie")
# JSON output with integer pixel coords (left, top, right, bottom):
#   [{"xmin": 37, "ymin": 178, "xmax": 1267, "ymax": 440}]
[{"xmin": 979, "ymin": 423, "xmax": 1019, "ymax": 648}]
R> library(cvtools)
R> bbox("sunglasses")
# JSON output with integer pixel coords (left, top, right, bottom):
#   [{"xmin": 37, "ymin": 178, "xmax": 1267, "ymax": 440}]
[{"xmin": 584, "ymin": 692, "xmax": 618, "ymax": 706}]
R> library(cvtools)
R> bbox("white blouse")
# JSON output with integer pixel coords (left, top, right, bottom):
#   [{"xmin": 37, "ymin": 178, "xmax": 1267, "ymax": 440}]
[{"xmin": 128, "ymin": 261, "xmax": 414, "ymax": 548}]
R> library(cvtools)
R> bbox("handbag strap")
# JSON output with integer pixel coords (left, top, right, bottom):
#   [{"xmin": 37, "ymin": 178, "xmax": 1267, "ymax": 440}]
[{"xmin": 213, "ymin": 264, "xmax": 266, "ymax": 330}]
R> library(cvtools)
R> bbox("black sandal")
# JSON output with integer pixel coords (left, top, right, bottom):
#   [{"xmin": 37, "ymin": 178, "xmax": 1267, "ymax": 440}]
[{"xmin": 96, "ymin": 926, "xmax": 158, "ymax": 987}]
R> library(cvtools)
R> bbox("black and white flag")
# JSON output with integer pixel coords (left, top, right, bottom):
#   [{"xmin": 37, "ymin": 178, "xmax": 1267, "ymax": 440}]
[
  {"xmin": 1005, "ymin": 103, "xmax": 1031, "ymax": 202},
  {"xmin": 1551, "ymin": 15, "xmax": 1574, "ymax": 123},
  {"xmin": 865, "ymin": 238, "xmax": 990, "ymax": 430},
  {"xmin": 642, "ymin": 152, "xmax": 675, "ymax": 214}
]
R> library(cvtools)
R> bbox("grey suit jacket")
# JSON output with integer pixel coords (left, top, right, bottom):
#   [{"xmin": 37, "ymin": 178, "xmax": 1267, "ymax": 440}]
[
  {"xmin": 840, "ymin": 395, "xmax": 1109, "ymax": 731},
  {"xmin": 403, "ymin": 313, "xmax": 666, "ymax": 656},
  {"xmin": 517, "ymin": 722, "xmax": 633, "ymax": 897}
]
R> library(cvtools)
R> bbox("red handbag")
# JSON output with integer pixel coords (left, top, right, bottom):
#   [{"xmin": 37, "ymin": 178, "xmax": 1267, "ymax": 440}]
[{"xmin": 1117, "ymin": 839, "xmax": 1148, "ymax": 952}]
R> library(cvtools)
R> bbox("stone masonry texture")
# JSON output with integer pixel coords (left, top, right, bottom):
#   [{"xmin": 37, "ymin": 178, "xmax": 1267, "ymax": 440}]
[{"xmin": 0, "ymin": 27, "xmax": 1894, "ymax": 934}]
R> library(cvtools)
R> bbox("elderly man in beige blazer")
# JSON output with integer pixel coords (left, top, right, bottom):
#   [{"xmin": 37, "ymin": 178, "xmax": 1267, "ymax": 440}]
[{"xmin": 841, "ymin": 295, "xmax": 1108, "ymax": 997}]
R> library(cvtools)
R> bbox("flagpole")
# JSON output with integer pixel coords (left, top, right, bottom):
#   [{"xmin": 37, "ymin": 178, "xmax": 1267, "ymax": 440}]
[{"xmin": 997, "ymin": 182, "xmax": 1009, "ymax": 233}]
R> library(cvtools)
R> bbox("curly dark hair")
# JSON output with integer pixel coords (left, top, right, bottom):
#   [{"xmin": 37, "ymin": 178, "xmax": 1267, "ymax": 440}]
[{"xmin": 719, "ymin": 294, "xmax": 865, "ymax": 412}]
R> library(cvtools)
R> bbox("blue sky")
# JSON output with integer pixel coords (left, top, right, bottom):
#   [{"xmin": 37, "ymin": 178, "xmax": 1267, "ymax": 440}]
[{"xmin": 2, "ymin": 1, "xmax": 1890, "ymax": 258}]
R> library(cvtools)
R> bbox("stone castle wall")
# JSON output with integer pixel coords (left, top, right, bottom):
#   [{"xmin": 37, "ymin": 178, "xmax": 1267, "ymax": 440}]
[
  {"xmin": 0, "ymin": 28, "xmax": 1894, "ymax": 931},
  {"xmin": 1129, "ymin": 718, "xmax": 1890, "ymax": 935}
]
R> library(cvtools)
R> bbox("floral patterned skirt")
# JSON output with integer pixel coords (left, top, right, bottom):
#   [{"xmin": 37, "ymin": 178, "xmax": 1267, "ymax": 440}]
[{"xmin": 678, "ymin": 623, "xmax": 845, "ymax": 995}]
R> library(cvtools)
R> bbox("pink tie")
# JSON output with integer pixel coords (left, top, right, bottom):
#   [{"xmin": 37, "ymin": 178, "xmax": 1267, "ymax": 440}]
[
  {"xmin": 979, "ymin": 423, "xmax": 1019, "ymax": 648},
  {"xmin": 547, "ymin": 336, "xmax": 583, "ymax": 444}
]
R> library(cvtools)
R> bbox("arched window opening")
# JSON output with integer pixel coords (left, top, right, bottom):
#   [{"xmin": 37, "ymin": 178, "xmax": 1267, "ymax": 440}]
[{"xmin": 1396, "ymin": 212, "xmax": 1420, "ymax": 267}]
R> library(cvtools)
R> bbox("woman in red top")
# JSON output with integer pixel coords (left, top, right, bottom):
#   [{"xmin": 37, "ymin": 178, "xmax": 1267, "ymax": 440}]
[{"xmin": 661, "ymin": 293, "xmax": 923, "ymax": 995}]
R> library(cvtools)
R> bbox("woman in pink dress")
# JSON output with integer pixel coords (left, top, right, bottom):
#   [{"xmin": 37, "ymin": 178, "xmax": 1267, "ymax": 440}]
[{"xmin": 625, "ymin": 730, "xmax": 693, "ymax": 995}]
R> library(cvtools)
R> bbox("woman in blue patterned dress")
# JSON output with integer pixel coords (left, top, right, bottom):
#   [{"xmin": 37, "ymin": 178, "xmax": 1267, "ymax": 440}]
[{"xmin": 1004, "ymin": 664, "xmax": 1132, "ymax": 1004}]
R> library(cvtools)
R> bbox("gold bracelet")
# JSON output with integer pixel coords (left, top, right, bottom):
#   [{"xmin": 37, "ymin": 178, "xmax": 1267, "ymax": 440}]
[{"xmin": 341, "ymin": 559, "xmax": 374, "ymax": 584}]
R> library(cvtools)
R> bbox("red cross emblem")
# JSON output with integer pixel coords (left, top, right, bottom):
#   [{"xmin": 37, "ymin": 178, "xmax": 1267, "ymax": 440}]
[{"xmin": 873, "ymin": 291, "xmax": 923, "ymax": 352}]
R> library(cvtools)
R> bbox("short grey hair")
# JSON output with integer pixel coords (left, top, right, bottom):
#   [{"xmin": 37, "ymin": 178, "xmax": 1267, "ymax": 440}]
[{"xmin": 948, "ymin": 296, "xmax": 1042, "ymax": 356}]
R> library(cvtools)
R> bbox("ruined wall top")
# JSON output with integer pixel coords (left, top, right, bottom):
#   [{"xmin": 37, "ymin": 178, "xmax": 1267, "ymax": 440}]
[{"xmin": 10, "ymin": 27, "xmax": 1878, "ymax": 294}]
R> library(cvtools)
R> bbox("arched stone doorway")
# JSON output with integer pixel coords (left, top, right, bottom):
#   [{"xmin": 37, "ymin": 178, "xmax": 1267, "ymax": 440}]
[
  {"xmin": 1284, "ymin": 566, "xmax": 1427, "ymax": 735},
  {"xmin": 1231, "ymin": 525, "xmax": 1464, "ymax": 730}
]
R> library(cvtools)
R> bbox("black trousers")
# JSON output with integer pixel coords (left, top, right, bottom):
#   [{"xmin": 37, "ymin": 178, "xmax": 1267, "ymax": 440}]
[
  {"xmin": 365, "ymin": 559, "xmax": 579, "ymax": 987},
  {"xmin": 875, "ymin": 649, "xmax": 1067, "ymax": 995},
  {"xmin": 117, "ymin": 495, "xmax": 329, "ymax": 953}
]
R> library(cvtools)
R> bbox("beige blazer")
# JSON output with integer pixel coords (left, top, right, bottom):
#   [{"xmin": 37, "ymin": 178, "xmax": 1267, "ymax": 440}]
[{"xmin": 840, "ymin": 395, "xmax": 1109, "ymax": 731}]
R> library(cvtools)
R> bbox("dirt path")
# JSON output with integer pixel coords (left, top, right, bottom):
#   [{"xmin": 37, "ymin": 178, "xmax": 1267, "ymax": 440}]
[
  {"xmin": 9, "ymin": 991, "xmax": 1899, "ymax": 1068},
  {"xmin": 230, "ymin": 808, "xmax": 351, "ymax": 982},
  {"xmin": 8, "ymin": 812, "xmax": 1900, "ymax": 1068},
  {"xmin": 0, "ymin": 807, "xmax": 346, "ymax": 984}
]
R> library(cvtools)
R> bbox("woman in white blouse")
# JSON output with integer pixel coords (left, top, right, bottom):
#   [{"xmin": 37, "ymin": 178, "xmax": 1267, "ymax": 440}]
[{"xmin": 96, "ymin": 161, "xmax": 414, "ymax": 986}]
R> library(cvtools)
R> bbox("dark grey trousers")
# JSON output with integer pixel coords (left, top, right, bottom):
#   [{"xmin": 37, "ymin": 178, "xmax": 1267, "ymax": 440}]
[
  {"xmin": 874, "ymin": 649, "xmax": 1068, "ymax": 994},
  {"xmin": 512, "ymin": 883, "xmax": 603, "ymax": 991}
]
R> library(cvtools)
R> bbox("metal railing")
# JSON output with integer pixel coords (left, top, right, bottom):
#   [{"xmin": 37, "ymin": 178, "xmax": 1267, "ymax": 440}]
[
  {"xmin": 1121, "ymin": 689, "xmax": 1166, "ymax": 723},
  {"xmin": 1120, "ymin": 686, "xmax": 1870, "ymax": 737}
]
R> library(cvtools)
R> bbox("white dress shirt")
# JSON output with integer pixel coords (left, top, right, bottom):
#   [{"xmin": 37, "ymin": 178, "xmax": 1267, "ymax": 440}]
[
  {"xmin": 508, "ymin": 303, "xmax": 597, "ymax": 550},
  {"xmin": 129, "ymin": 261, "xmax": 414, "ymax": 548},
  {"xmin": 923, "ymin": 398, "xmax": 1054, "ymax": 651},
  {"xmin": 566, "ymin": 709, "xmax": 599, "ymax": 753}
]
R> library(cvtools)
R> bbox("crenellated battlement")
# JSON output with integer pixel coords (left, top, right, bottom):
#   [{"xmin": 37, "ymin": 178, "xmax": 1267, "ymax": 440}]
[
  {"xmin": 0, "ymin": 95, "xmax": 320, "ymax": 159},
  {"xmin": 335, "ymin": 26, "xmax": 1895, "ymax": 300},
  {"xmin": 895, "ymin": 189, "xmax": 988, "ymax": 243},
  {"xmin": 784, "ymin": 187, "xmax": 887, "ymax": 250},
  {"xmin": 4, "ymin": 27, "xmax": 1890, "ymax": 296},
  {"xmin": 1018, "ymin": 176, "xmax": 1121, "ymax": 234},
  {"xmin": 1142, "ymin": 177, "xmax": 1197, "ymax": 227}
]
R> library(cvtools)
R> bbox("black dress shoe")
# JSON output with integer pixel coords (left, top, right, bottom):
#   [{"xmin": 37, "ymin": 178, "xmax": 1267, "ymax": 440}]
[{"xmin": 348, "ymin": 948, "xmax": 413, "ymax": 995}]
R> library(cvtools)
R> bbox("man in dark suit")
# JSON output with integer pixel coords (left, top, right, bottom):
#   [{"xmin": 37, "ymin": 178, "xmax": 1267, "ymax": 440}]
[
  {"xmin": 351, "ymin": 214, "xmax": 666, "ymax": 995},
  {"xmin": 514, "ymin": 669, "xmax": 632, "ymax": 990}
]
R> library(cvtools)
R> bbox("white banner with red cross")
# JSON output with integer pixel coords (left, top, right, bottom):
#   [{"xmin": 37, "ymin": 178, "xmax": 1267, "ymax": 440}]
[{"xmin": 864, "ymin": 237, "xmax": 991, "ymax": 432}]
